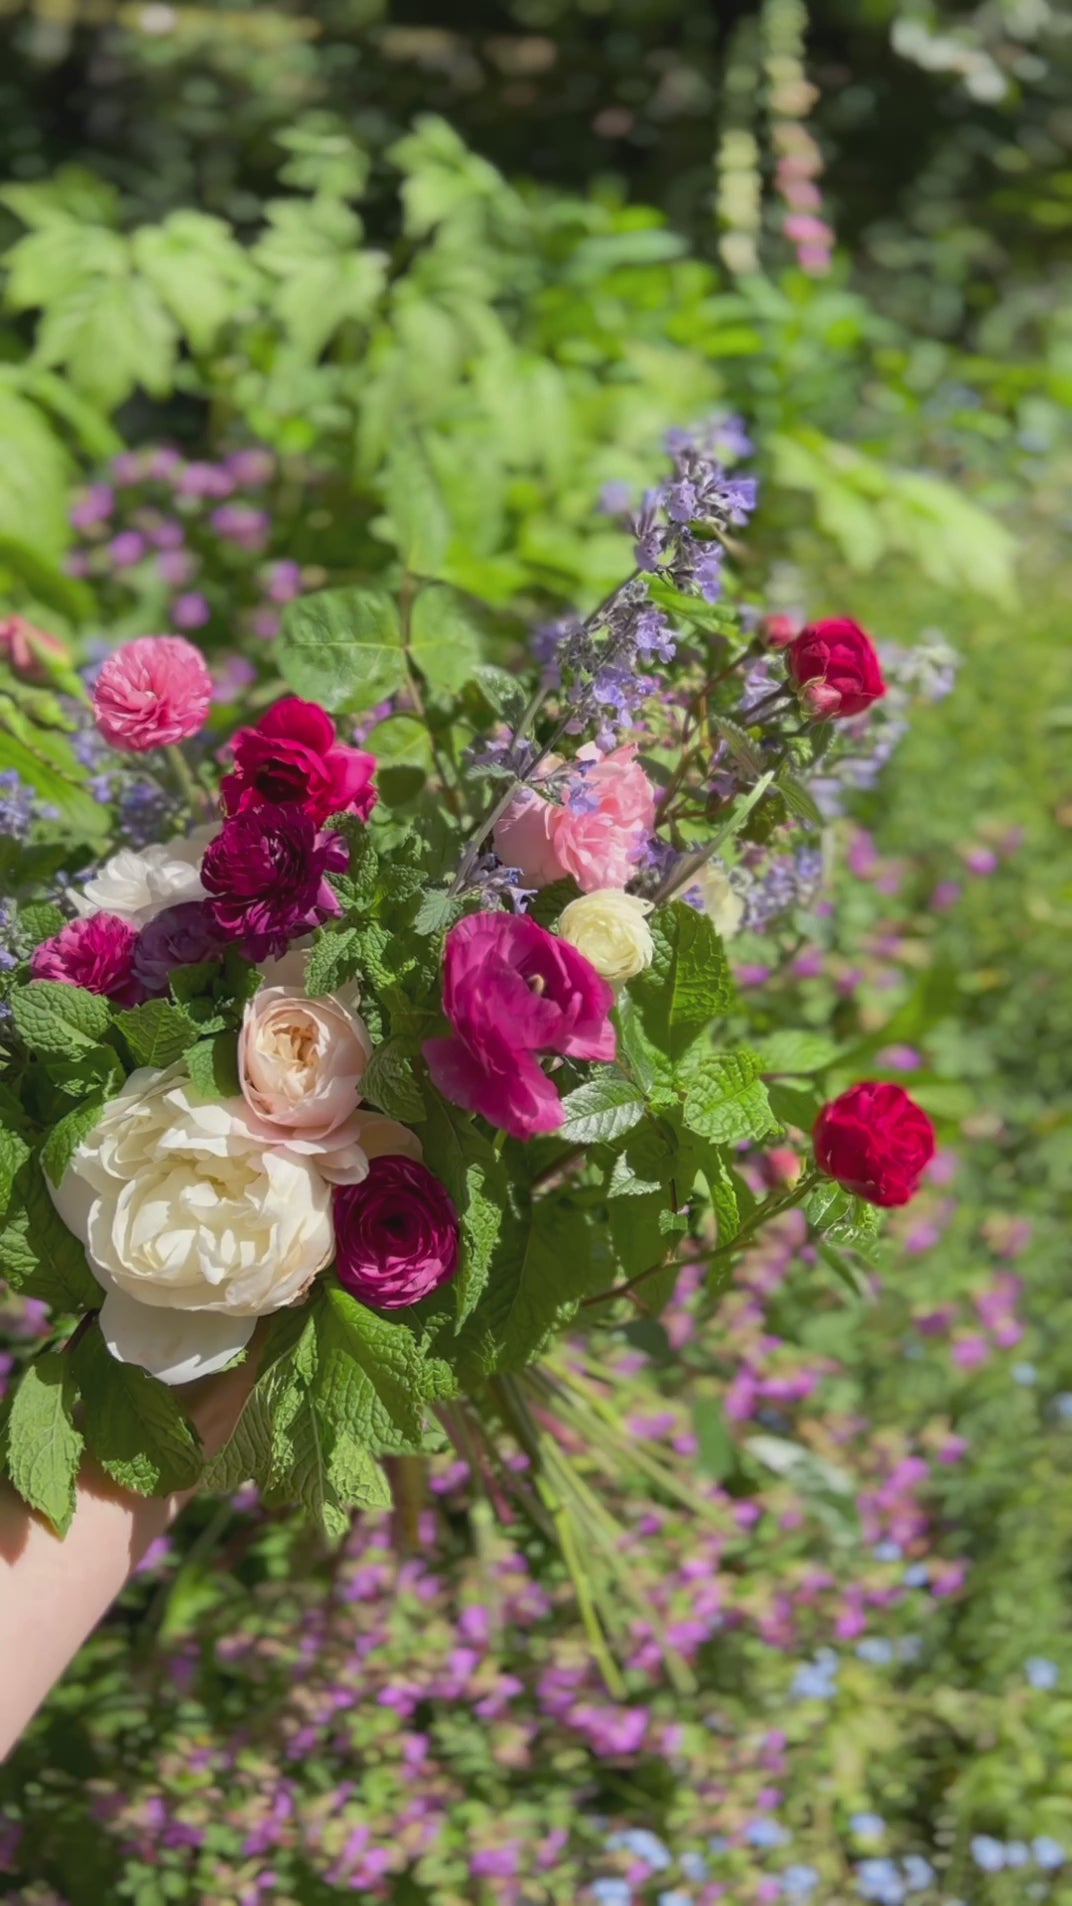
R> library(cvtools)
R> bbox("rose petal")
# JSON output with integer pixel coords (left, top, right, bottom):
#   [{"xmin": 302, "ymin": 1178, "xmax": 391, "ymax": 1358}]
[{"xmin": 99, "ymin": 1289, "xmax": 255, "ymax": 1386}]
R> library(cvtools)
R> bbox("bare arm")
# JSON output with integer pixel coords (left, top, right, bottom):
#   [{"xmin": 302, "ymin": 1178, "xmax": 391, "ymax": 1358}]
[{"xmin": 0, "ymin": 1349, "xmax": 256, "ymax": 1758}]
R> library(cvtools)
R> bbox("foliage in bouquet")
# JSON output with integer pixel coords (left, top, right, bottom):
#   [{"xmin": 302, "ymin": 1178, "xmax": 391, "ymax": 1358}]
[{"xmin": 0, "ymin": 426, "xmax": 937, "ymax": 1546}]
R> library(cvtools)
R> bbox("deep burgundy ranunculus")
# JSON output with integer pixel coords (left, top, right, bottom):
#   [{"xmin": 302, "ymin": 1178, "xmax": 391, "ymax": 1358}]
[
  {"xmin": 221, "ymin": 696, "xmax": 377, "ymax": 826},
  {"xmin": 423, "ymin": 912, "xmax": 615, "ymax": 1140},
  {"xmin": 31, "ymin": 912, "xmax": 143, "ymax": 1005},
  {"xmin": 132, "ymin": 901, "xmax": 229, "ymax": 997},
  {"xmin": 334, "ymin": 1156, "xmax": 459, "ymax": 1309},
  {"xmin": 201, "ymin": 806, "xmax": 348, "ymax": 960},
  {"xmin": 786, "ymin": 617, "xmax": 886, "ymax": 719},
  {"xmin": 813, "ymin": 1082, "xmax": 935, "ymax": 1207}
]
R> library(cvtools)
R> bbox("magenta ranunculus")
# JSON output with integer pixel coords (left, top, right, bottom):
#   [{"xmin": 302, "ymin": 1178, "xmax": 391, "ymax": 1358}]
[
  {"xmin": 334, "ymin": 1156, "xmax": 459, "ymax": 1309},
  {"xmin": 92, "ymin": 635, "xmax": 214, "ymax": 752},
  {"xmin": 423, "ymin": 912, "xmax": 615, "ymax": 1140},
  {"xmin": 221, "ymin": 696, "xmax": 377, "ymax": 827},
  {"xmin": 31, "ymin": 912, "xmax": 143, "ymax": 1005},
  {"xmin": 201, "ymin": 807, "xmax": 348, "ymax": 960},
  {"xmin": 132, "ymin": 901, "xmax": 229, "ymax": 996}
]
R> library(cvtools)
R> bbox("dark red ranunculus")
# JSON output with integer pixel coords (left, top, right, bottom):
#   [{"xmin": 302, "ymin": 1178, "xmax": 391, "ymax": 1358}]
[
  {"xmin": 786, "ymin": 617, "xmax": 886, "ymax": 719},
  {"xmin": 31, "ymin": 912, "xmax": 144, "ymax": 1005},
  {"xmin": 222, "ymin": 696, "xmax": 377, "ymax": 826},
  {"xmin": 201, "ymin": 806, "xmax": 348, "ymax": 961},
  {"xmin": 334, "ymin": 1156, "xmax": 459, "ymax": 1309},
  {"xmin": 813, "ymin": 1082, "xmax": 935, "ymax": 1207},
  {"xmin": 423, "ymin": 911, "xmax": 615, "ymax": 1140},
  {"xmin": 132, "ymin": 901, "xmax": 229, "ymax": 997}
]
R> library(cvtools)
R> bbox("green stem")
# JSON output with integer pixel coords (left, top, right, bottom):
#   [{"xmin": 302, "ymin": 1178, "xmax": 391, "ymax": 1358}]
[{"xmin": 166, "ymin": 745, "xmax": 213, "ymax": 824}]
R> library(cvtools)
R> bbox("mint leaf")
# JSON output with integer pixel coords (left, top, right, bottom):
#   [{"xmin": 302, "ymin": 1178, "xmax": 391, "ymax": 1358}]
[
  {"xmin": 314, "ymin": 1285, "xmax": 427, "ymax": 1453},
  {"xmin": 559, "ymin": 1069, "xmax": 646, "ymax": 1145},
  {"xmin": 359, "ymin": 1036, "xmax": 426, "ymax": 1123},
  {"xmin": 185, "ymin": 1032, "xmax": 241, "ymax": 1102},
  {"xmin": 754, "ymin": 1030, "xmax": 843, "ymax": 1075},
  {"xmin": 631, "ymin": 903, "xmax": 733, "ymax": 1066},
  {"xmin": 0, "ymin": 1152, "xmax": 100, "ymax": 1309},
  {"xmin": 682, "ymin": 1050, "xmax": 778, "ymax": 1145},
  {"xmin": 41, "ymin": 1092, "xmax": 108, "ymax": 1187},
  {"xmin": 408, "ymin": 584, "xmax": 481, "ymax": 693},
  {"xmin": 279, "ymin": 586, "xmax": 405, "ymax": 714},
  {"xmin": 4, "ymin": 1351, "xmax": 83, "ymax": 1534},
  {"xmin": 305, "ymin": 924, "xmax": 363, "ymax": 996},
  {"xmin": 0, "ymin": 1126, "xmax": 31, "ymax": 1222},
  {"xmin": 11, "ymin": 980, "xmax": 112, "ymax": 1058},
  {"xmin": 412, "ymin": 889, "xmax": 467, "ymax": 938},
  {"xmin": 419, "ymin": 1093, "xmax": 505, "ymax": 1326},
  {"xmin": 73, "ymin": 1328, "xmax": 203, "ymax": 1496},
  {"xmin": 455, "ymin": 1197, "xmax": 594, "ymax": 1380},
  {"xmin": 116, "ymin": 998, "xmax": 199, "ymax": 1068}
]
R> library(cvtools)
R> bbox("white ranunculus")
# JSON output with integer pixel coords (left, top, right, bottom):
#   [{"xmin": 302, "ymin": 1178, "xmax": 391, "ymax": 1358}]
[
  {"xmin": 50, "ymin": 1065, "xmax": 333, "ymax": 1385},
  {"xmin": 693, "ymin": 862, "xmax": 746, "ymax": 940},
  {"xmin": 72, "ymin": 825, "xmax": 217, "ymax": 927},
  {"xmin": 557, "ymin": 888, "xmax": 655, "ymax": 984}
]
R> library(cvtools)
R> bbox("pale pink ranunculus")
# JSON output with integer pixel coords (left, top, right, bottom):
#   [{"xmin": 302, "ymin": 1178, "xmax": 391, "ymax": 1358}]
[
  {"xmin": 492, "ymin": 744, "xmax": 656, "ymax": 893},
  {"xmin": 238, "ymin": 950, "xmax": 422, "ymax": 1184},
  {"xmin": 92, "ymin": 635, "xmax": 213, "ymax": 752}
]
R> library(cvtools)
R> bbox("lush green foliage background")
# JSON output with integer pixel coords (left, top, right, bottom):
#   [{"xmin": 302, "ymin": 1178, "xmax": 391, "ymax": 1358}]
[{"xmin": 0, "ymin": 1, "xmax": 1070, "ymax": 1901}]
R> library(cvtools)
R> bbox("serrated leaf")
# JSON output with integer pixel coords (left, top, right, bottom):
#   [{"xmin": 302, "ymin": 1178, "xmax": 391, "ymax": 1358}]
[
  {"xmin": 185, "ymin": 1033, "xmax": 241, "ymax": 1103},
  {"xmin": 630, "ymin": 903, "xmax": 733, "ymax": 1066},
  {"xmin": 115, "ymin": 999, "xmax": 199, "ymax": 1068},
  {"xmin": 754, "ymin": 1030, "xmax": 843, "ymax": 1075},
  {"xmin": 454, "ymin": 1197, "xmax": 594, "ymax": 1380},
  {"xmin": 712, "ymin": 715, "xmax": 766, "ymax": 777},
  {"xmin": 13, "ymin": 900, "xmax": 65, "ymax": 951},
  {"xmin": 473, "ymin": 665, "xmax": 528, "ymax": 724},
  {"xmin": 304, "ymin": 925, "xmax": 363, "ymax": 997},
  {"xmin": 559, "ymin": 1069, "xmax": 646, "ymax": 1145},
  {"xmin": 314, "ymin": 1285, "xmax": 427, "ymax": 1453},
  {"xmin": 73, "ymin": 1328, "xmax": 203, "ymax": 1497},
  {"xmin": 40, "ymin": 1092, "xmax": 107, "ymax": 1187},
  {"xmin": 0, "ymin": 1126, "xmax": 32, "ymax": 1222},
  {"xmin": 408, "ymin": 585, "xmax": 481, "ymax": 693},
  {"xmin": 360, "ymin": 1037, "xmax": 426, "ymax": 1123},
  {"xmin": 382, "ymin": 435, "xmax": 451, "ymax": 576},
  {"xmin": 279, "ymin": 586, "xmax": 404, "ymax": 714},
  {"xmin": 413, "ymin": 889, "xmax": 467, "ymax": 937},
  {"xmin": 10, "ymin": 980, "xmax": 112, "ymax": 1058},
  {"xmin": 776, "ymin": 769, "xmax": 824, "ymax": 827},
  {"xmin": 682, "ymin": 1050, "xmax": 778, "ymax": 1145},
  {"xmin": 527, "ymin": 879, "xmax": 581, "ymax": 930},
  {"xmin": 4, "ymin": 1352, "xmax": 84, "ymax": 1534},
  {"xmin": 0, "ymin": 1151, "xmax": 100, "ymax": 1310}
]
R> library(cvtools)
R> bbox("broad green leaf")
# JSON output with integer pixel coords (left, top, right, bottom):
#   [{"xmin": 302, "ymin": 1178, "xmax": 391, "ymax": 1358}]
[
  {"xmin": 304, "ymin": 925, "xmax": 364, "ymax": 997},
  {"xmin": 74, "ymin": 1328, "xmax": 203, "ymax": 1497},
  {"xmin": 408, "ymin": 585, "xmax": 482, "ymax": 694},
  {"xmin": 132, "ymin": 210, "xmax": 255, "ymax": 354},
  {"xmin": 455, "ymin": 1197, "xmax": 594, "ymax": 1380},
  {"xmin": 682, "ymin": 1050, "xmax": 778, "ymax": 1145},
  {"xmin": 630, "ymin": 903, "xmax": 733, "ymax": 1067},
  {"xmin": 754, "ymin": 1030, "xmax": 843, "ymax": 1075},
  {"xmin": 0, "ymin": 727, "xmax": 111, "ymax": 840},
  {"xmin": 4, "ymin": 1352, "xmax": 83, "ymax": 1535},
  {"xmin": 185, "ymin": 1033, "xmax": 241, "ymax": 1103},
  {"xmin": 256, "ymin": 198, "xmax": 386, "ymax": 358},
  {"xmin": 40, "ymin": 1093, "xmax": 107, "ymax": 1187},
  {"xmin": 279, "ymin": 587, "xmax": 405, "ymax": 713},
  {"xmin": 0, "ymin": 1151, "xmax": 100, "ymax": 1310},
  {"xmin": 116, "ymin": 999, "xmax": 199, "ymax": 1069},
  {"xmin": 314, "ymin": 1285, "xmax": 427, "ymax": 1453},
  {"xmin": 359, "ymin": 1037, "xmax": 426, "ymax": 1123},
  {"xmin": 381, "ymin": 435, "xmax": 450, "ymax": 576},
  {"xmin": 35, "ymin": 273, "xmax": 177, "ymax": 411},
  {"xmin": 559, "ymin": 1069, "xmax": 646, "ymax": 1145},
  {"xmin": 10, "ymin": 980, "xmax": 112, "ymax": 1058},
  {"xmin": 0, "ymin": 1126, "xmax": 32, "ymax": 1222}
]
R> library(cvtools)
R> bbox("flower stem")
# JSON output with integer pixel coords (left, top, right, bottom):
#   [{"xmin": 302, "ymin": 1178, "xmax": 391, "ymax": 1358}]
[{"xmin": 166, "ymin": 745, "xmax": 213, "ymax": 824}]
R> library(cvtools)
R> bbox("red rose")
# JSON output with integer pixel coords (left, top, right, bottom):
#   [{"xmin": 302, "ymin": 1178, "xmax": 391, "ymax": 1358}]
[
  {"xmin": 786, "ymin": 617, "xmax": 886, "ymax": 719},
  {"xmin": 222, "ymin": 696, "xmax": 377, "ymax": 826},
  {"xmin": 813, "ymin": 1082, "xmax": 935, "ymax": 1207}
]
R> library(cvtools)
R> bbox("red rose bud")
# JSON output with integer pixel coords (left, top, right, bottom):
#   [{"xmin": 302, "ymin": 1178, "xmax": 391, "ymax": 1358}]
[
  {"xmin": 813, "ymin": 1082, "xmax": 936, "ymax": 1208},
  {"xmin": 786, "ymin": 617, "xmax": 886, "ymax": 719},
  {"xmin": 334, "ymin": 1156, "xmax": 459, "ymax": 1309},
  {"xmin": 760, "ymin": 1146, "xmax": 803, "ymax": 1188},
  {"xmin": 761, "ymin": 613, "xmax": 801, "ymax": 650}
]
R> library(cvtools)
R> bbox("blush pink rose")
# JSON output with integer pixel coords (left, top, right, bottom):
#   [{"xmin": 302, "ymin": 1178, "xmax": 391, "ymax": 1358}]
[
  {"xmin": 423, "ymin": 912, "xmax": 615, "ymax": 1139},
  {"xmin": 92, "ymin": 636, "xmax": 213, "ymax": 751},
  {"xmin": 493, "ymin": 744, "xmax": 656, "ymax": 893}
]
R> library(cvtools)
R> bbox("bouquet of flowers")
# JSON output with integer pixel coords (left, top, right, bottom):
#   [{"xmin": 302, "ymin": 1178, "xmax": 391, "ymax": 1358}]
[{"xmin": 0, "ymin": 424, "xmax": 938, "ymax": 1546}]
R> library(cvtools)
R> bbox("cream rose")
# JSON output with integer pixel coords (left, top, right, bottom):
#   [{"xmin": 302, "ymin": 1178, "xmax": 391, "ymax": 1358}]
[
  {"xmin": 693, "ymin": 862, "xmax": 745, "ymax": 940},
  {"xmin": 557, "ymin": 888, "xmax": 655, "ymax": 983},
  {"xmin": 50, "ymin": 1065, "xmax": 334, "ymax": 1385},
  {"xmin": 72, "ymin": 826, "xmax": 217, "ymax": 927},
  {"xmin": 237, "ymin": 950, "xmax": 418, "ymax": 1185}
]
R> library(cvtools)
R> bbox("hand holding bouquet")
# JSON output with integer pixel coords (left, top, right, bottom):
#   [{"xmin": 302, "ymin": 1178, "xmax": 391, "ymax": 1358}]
[{"xmin": 0, "ymin": 422, "xmax": 935, "ymax": 1542}]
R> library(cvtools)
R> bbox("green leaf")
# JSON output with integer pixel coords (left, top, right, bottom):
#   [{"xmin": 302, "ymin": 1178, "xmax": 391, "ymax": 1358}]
[
  {"xmin": 132, "ymin": 210, "xmax": 254, "ymax": 355},
  {"xmin": 314, "ymin": 1285, "xmax": 427, "ymax": 1453},
  {"xmin": 0, "ymin": 727, "xmax": 111, "ymax": 841},
  {"xmin": 4, "ymin": 1352, "xmax": 83, "ymax": 1534},
  {"xmin": 185, "ymin": 1033, "xmax": 241, "ymax": 1103},
  {"xmin": 630, "ymin": 903, "xmax": 733, "ymax": 1067},
  {"xmin": 10, "ymin": 980, "xmax": 112, "ymax": 1057},
  {"xmin": 279, "ymin": 586, "xmax": 405, "ymax": 714},
  {"xmin": 381, "ymin": 435, "xmax": 451, "ymax": 576},
  {"xmin": 527, "ymin": 879, "xmax": 581, "ymax": 930},
  {"xmin": 256, "ymin": 197, "xmax": 386, "ymax": 359},
  {"xmin": 116, "ymin": 999, "xmax": 199, "ymax": 1069},
  {"xmin": 776, "ymin": 769, "xmax": 824, "ymax": 827},
  {"xmin": 413, "ymin": 889, "xmax": 468, "ymax": 938},
  {"xmin": 40, "ymin": 1092, "xmax": 107, "ymax": 1187},
  {"xmin": 0, "ymin": 1151, "xmax": 100, "ymax": 1309},
  {"xmin": 559, "ymin": 1069, "xmax": 646, "ymax": 1146},
  {"xmin": 693, "ymin": 1396, "xmax": 736, "ymax": 1481},
  {"xmin": 201, "ymin": 1308, "xmax": 310, "ymax": 1494},
  {"xmin": 359, "ymin": 1037, "xmax": 426, "ymax": 1123},
  {"xmin": 711, "ymin": 715, "xmax": 766, "ymax": 778},
  {"xmin": 609, "ymin": 1190, "xmax": 684, "ymax": 1282},
  {"xmin": 35, "ymin": 272, "xmax": 177, "ymax": 411},
  {"xmin": 13, "ymin": 900, "xmax": 65, "ymax": 950},
  {"xmin": 682, "ymin": 1050, "xmax": 778, "ymax": 1145},
  {"xmin": 455, "ymin": 1196, "xmax": 594, "ymax": 1380},
  {"xmin": 0, "ymin": 1126, "xmax": 32, "ymax": 1222},
  {"xmin": 73, "ymin": 1328, "xmax": 203, "ymax": 1497},
  {"xmin": 408, "ymin": 585, "xmax": 482, "ymax": 694},
  {"xmin": 805, "ymin": 1182, "xmax": 881, "ymax": 1259},
  {"xmin": 754, "ymin": 1030, "xmax": 843, "ymax": 1075}
]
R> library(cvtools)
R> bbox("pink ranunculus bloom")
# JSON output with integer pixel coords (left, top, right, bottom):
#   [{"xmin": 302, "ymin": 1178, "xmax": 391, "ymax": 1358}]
[
  {"xmin": 333, "ymin": 1157, "xmax": 459, "ymax": 1309},
  {"xmin": 31, "ymin": 912, "xmax": 143, "ymax": 1004},
  {"xmin": 222, "ymin": 696, "xmax": 378, "ymax": 827},
  {"xmin": 493, "ymin": 744, "xmax": 656, "ymax": 892},
  {"xmin": 423, "ymin": 912, "xmax": 615, "ymax": 1139},
  {"xmin": 92, "ymin": 636, "xmax": 213, "ymax": 752}
]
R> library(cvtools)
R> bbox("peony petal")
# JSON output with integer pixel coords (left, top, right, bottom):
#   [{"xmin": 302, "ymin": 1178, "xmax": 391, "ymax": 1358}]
[{"xmin": 99, "ymin": 1289, "xmax": 255, "ymax": 1386}]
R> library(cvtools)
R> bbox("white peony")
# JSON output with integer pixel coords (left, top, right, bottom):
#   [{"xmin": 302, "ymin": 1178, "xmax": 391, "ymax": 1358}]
[
  {"xmin": 50, "ymin": 1065, "xmax": 334, "ymax": 1385},
  {"xmin": 557, "ymin": 888, "xmax": 655, "ymax": 984},
  {"xmin": 72, "ymin": 826, "xmax": 217, "ymax": 927}
]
